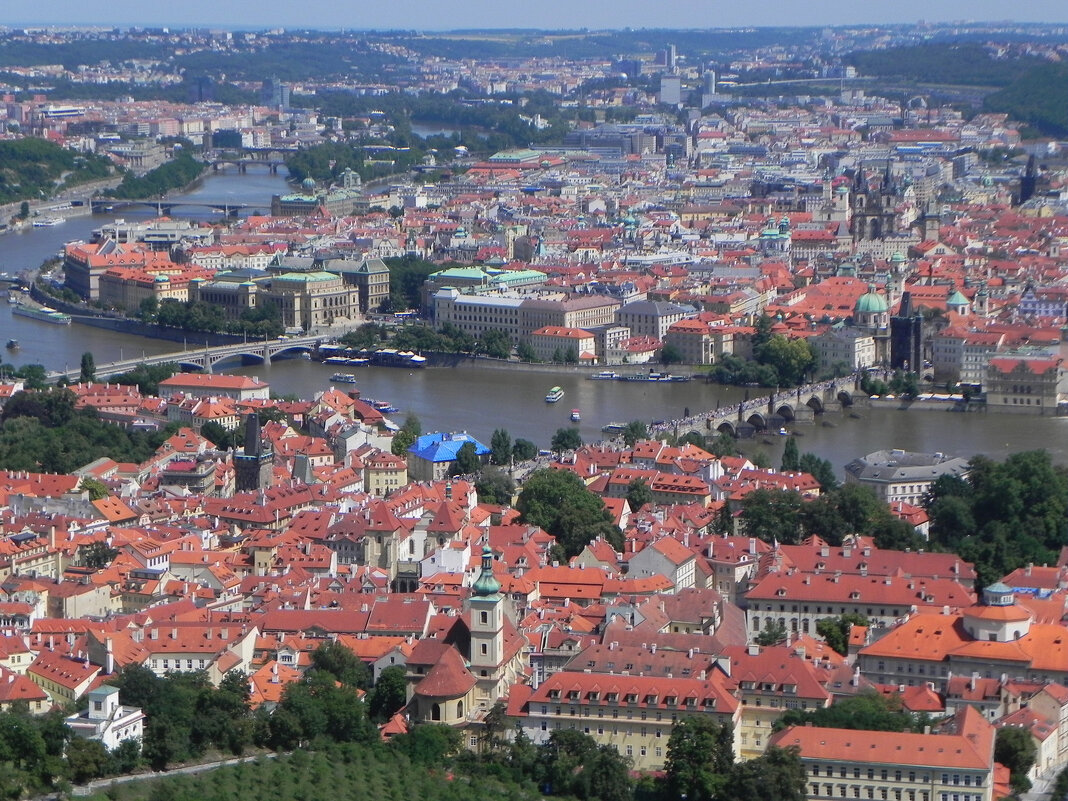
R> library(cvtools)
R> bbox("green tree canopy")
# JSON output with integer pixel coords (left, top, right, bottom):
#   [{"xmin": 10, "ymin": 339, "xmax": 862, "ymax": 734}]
[
  {"xmin": 626, "ymin": 479, "xmax": 653, "ymax": 513},
  {"xmin": 551, "ymin": 427, "xmax": 583, "ymax": 453},
  {"xmin": 490, "ymin": 428, "xmax": 512, "ymax": 466},
  {"xmin": 620, "ymin": 420, "xmax": 648, "ymax": 447},
  {"xmin": 664, "ymin": 717, "xmax": 734, "ymax": 801},
  {"xmin": 451, "ymin": 441, "xmax": 481, "ymax": 476},
  {"xmin": 516, "ymin": 468, "xmax": 621, "ymax": 558}
]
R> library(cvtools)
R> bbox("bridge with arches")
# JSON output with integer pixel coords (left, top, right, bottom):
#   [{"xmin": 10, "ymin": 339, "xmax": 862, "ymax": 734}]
[
  {"xmin": 89, "ymin": 198, "xmax": 270, "ymax": 216},
  {"xmin": 653, "ymin": 377, "xmax": 867, "ymax": 440},
  {"xmin": 203, "ymin": 147, "xmax": 297, "ymax": 174},
  {"xmin": 48, "ymin": 334, "xmax": 324, "ymax": 382}
]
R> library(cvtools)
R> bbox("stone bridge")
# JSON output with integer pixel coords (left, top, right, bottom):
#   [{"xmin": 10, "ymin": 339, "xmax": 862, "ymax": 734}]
[
  {"xmin": 655, "ymin": 377, "xmax": 867, "ymax": 439},
  {"xmin": 48, "ymin": 334, "xmax": 323, "ymax": 382}
]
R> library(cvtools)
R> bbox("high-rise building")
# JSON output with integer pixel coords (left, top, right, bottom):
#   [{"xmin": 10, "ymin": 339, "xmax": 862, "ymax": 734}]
[
  {"xmin": 260, "ymin": 77, "xmax": 291, "ymax": 111},
  {"xmin": 659, "ymin": 75, "xmax": 683, "ymax": 107}
]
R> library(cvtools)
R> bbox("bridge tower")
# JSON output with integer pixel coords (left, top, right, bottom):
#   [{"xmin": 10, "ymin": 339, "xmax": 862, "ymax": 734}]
[{"xmin": 234, "ymin": 413, "xmax": 274, "ymax": 492}]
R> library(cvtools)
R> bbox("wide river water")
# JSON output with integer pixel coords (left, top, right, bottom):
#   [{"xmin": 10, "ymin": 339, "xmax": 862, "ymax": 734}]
[{"xmin": 1, "ymin": 167, "xmax": 1066, "ymax": 476}]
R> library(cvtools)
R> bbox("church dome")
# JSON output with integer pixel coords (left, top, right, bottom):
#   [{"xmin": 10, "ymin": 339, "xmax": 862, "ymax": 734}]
[
  {"xmin": 301, "ymin": 177, "xmax": 317, "ymax": 192},
  {"xmin": 855, "ymin": 284, "xmax": 888, "ymax": 314},
  {"xmin": 946, "ymin": 290, "xmax": 969, "ymax": 308},
  {"xmin": 471, "ymin": 545, "xmax": 501, "ymax": 596}
]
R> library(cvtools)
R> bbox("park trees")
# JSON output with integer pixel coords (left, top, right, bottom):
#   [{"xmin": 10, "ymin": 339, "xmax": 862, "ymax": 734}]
[
  {"xmin": 391, "ymin": 414, "xmax": 422, "ymax": 456},
  {"xmin": 475, "ymin": 466, "xmax": 515, "ymax": 505},
  {"xmin": 451, "ymin": 441, "xmax": 482, "ymax": 476},
  {"xmin": 550, "ymin": 426, "xmax": 582, "ymax": 453},
  {"xmin": 663, "ymin": 717, "xmax": 735, "ymax": 801},
  {"xmin": 996, "ymin": 726, "xmax": 1037, "ymax": 794},
  {"xmin": 620, "ymin": 420, "xmax": 648, "ymax": 447},
  {"xmin": 815, "ymin": 613, "xmax": 869, "ymax": 655},
  {"xmin": 625, "ymin": 479, "xmax": 653, "ymax": 513},
  {"xmin": 517, "ymin": 468, "xmax": 621, "ymax": 558},
  {"xmin": 490, "ymin": 428, "xmax": 512, "ymax": 465}
]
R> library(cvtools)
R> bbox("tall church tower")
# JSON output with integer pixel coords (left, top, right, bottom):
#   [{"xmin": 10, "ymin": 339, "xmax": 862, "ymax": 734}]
[{"xmin": 466, "ymin": 545, "xmax": 506, "ymax": 704}]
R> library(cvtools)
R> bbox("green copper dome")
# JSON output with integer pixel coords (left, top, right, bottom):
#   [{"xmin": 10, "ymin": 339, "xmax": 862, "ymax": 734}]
[
  {"xmin": 855, "ymin": 284, "xmax": 888, "ymax": 314},
  {"xmin": 946, "ymin": 290, "xmax": 969, "ymax": 308},
  {"xmin": 472, "ymin": 545, "xmax": 501, "ymax": 597}
]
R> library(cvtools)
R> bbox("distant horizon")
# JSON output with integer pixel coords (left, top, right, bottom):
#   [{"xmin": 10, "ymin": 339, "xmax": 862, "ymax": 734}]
[{"xmin": 1, "ymin": 1, "xmax": 1066, "ymax": 33}]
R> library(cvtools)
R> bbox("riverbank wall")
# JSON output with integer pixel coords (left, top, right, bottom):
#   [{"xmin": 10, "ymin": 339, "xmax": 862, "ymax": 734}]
[{"xmin": 29, "ymin": 283, "xmax": 244, "ymax": 349}]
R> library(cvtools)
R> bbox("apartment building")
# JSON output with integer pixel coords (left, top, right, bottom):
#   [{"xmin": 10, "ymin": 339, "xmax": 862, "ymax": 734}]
[
  {"xmin": 770, "ymin": 706, "xmax": 995, "ymax": 801},
  {"xmin": 516, "ymin": 670, "xmax": 740, "ymax": 770}
]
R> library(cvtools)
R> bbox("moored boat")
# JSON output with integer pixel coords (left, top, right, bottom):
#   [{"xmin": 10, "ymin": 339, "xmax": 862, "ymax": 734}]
[{"xmin": 11, "ymin": 303, "xmax": 71, "ymax": 325}]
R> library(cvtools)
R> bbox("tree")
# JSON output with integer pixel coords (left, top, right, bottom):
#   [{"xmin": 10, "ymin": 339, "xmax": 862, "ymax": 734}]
[
  {"xmin": 490, "ymin": 428, "xmax": 512, "ymax": 466},
  {"xmin": 995, "ymin": 727, "xmax": 1037, "ymax": 794},
  {"xmin": 625, "ymin": 479, "xmax": 653, "ymax": 513},
  {"xmin": 475, "ymin": 466, "xmax": 515, "ymax": 505},
  {"xmin": 517, "ymin": 468, "xmax": 621, "ymax": 558},
  {"xmin": 780, "ymin": 437, "xmax": 800, "ymax": 471},
  {"xmin": 78, "ymin": 476, "xmax": 110, "ymax": 501},
  {"xmin": 664, "ymin": 717, "xmax": 735, "ymax": 801},
  {"xmin": 391, "ymin": 414, "xmax": 422, "ymax": 457},
  {"xmin": 512, "ymin": 438, "xmax": 538, "ymax": 462},
  {"xmin": 798, "ymin": 452, "xmax": 838, "ymax": 491},
  {"xmin": 65, "ymin": 737, "xmax": 111, "ymax": 783},
  {"xmin": 18, "ymin": 201, "xmax": 29, "ymax": 220},
  {"xmin": 200, "ymin": 420, "xmax": 234, "ymax": 451},
  {"xmin": 79, "ymin": 352, "xmax": 97, "ymax": 384},
  {"xmin": 677, "ymin": 431, "xmax": 707, "ymax": 449},
  {"xmin": 368, "ymin": 666, "xmax": 407, "ymax": 722},
  {"xmin": 80, "ymin": 540, "xmax": 118, "ymax": 569},
  {"xmin": 451, "ymin": 441, "xmax": 481, "ymax": 476},
  {"xmin": 479, "ymin": 328, "xmax": 512, "ymax": 359},
  {"xmin": 309, "ymin": 641, "xmax": 370, "ymax": 689},
  {"xmin": 660, "ymin": 344, "xmax": 684, "ymax": 364},
  {"xmin": 740, "ymin": 488, "xmax": 803, "ymax": 544},
  {"xmin": 551, "ymin": 427, "xmax": 582, "ymax": 453},
  {"xmin": 517, "ymin": 341, "xmax": 537, "ymax": 362},
  {"xmin": 729, "ymin": 746, "xmax": 807, "ymax": 801},
  {"xmin": 776, "ymin": 691, "xmax": 928, "ymax": 733},
  {"xmin": 756, "ymin": 620, "xmax": 787, "ymax": 646},
  {"xmin": 709, "ymin": 431, "xmax": 739, "ymax": 457},
  {"xmin": 815, "ymin": 613, "xmax": 869, "ymax": 656},
  {"xmin": 620, "ymin": 420, "xmax": 648, "ymax": 447}
]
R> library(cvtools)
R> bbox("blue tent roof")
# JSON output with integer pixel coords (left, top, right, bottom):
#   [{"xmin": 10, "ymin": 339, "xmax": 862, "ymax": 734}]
[{"xmin": 409, "ymin": 432, "xmax": 491, "ymax": 463}]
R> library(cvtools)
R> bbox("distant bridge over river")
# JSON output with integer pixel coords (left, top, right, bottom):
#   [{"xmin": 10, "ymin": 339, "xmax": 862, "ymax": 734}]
[
  {"xmin": 47, "ymin": 333, "xmax": 323, "ymax": 382},
  {"xmin": 651, "ymin": 376, "xmax": 868, "ymax": 439}
]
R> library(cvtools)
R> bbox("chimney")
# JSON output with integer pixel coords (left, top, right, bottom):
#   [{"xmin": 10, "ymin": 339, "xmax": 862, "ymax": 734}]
[
  {"xmin": 105, "ymin": 637, "xmax": 114, "ymax": 675},
  {"xmin": 748, "ymin": 538, "xmax": 757, "ymax": 555}
]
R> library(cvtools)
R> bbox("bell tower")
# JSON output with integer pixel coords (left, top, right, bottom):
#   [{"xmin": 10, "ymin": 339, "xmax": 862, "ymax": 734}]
[{"xmin": 466, "ymin": 545, "xmax": 505, "ymax": 704}]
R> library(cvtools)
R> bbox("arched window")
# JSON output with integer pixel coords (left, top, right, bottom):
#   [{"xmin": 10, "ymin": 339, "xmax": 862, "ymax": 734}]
[
  {"xmin": 457, "ymin": 701, "xmax": 464, "ymax": 718},
  {"xmin": 432, "ymin": 703, "xmax": 441, "ymax": 721}
]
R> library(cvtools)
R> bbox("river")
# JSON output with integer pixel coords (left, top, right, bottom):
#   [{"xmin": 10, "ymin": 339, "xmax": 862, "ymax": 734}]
[{"xmin": 1, "ymin": 166, "xmax": 1066, "ymax": 476}]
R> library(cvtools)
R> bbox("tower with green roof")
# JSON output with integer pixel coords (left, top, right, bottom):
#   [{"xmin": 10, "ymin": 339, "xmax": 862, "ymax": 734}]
[{"xmin": 466, "ymin": 544, "xmax": 505, "ymax": 695}]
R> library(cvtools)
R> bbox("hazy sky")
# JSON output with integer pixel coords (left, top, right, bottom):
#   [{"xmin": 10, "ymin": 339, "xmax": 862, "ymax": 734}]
[{"xmin": 4, "ymin": 1, "xmax": 1067, "ymax": 30}]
